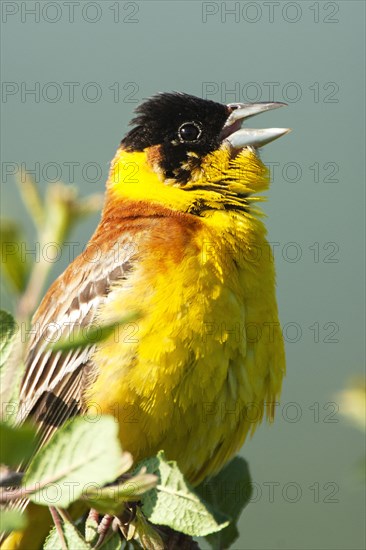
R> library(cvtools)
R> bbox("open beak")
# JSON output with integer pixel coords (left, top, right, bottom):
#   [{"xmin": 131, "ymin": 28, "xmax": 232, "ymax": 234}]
[{"xmin": 220, "ymin": 102, "xmax": 291, "ymax": 149}]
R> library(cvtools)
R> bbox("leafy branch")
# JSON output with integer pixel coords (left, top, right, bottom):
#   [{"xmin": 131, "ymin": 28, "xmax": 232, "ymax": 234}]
[
  {"xmin": 1, "ymin": 172, "xmax": 103, "ymax": 323},
  {"xmin": 0, "ymin": 173, "xmax": 253, "ymax": 548}
]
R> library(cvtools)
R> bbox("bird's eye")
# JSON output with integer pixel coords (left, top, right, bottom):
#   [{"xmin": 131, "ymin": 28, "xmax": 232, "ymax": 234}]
[{"xmin": 178, "ymin": 122, "xmax": 202, "ymax": 143}]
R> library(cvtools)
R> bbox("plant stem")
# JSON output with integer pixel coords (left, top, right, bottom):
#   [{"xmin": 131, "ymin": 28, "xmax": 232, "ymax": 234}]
[{"xmin": 49, "ymin": 506, "xmax": 67, "ymax": 550}]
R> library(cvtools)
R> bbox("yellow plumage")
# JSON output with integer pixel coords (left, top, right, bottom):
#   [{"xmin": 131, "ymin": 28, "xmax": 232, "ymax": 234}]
[{"xmin": 89, "ymin": 146, "xmax": 285, "ymax": 484}]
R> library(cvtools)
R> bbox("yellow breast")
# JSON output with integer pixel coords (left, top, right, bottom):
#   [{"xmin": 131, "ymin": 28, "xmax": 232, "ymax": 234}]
[{"xmin": 86, "ymin": 148, "xmax": 285, "ymax": 484}]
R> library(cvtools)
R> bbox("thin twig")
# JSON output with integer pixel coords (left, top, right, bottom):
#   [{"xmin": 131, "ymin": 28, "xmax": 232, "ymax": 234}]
[
  {"xmin": 15, "ymin": 185, "xmax": 103, "ymax": 322},
  {"xmin": 15, "ymin": 171, "xmax": 45, "ymax": 231},
  {"xmin": 15, "ymin": 253, "xmax": 55, "ymax": 322},
  {"xmin": 49, "ymin": 506, "xmax": 67, "ymax": 550},
  {"xmin": 57, "ymin": 507, "xmax": 73, "ymax": 524}
]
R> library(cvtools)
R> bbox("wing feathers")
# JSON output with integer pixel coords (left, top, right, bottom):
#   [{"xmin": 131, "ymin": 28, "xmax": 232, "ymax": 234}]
[{"xmin": 17, "ymin": 237, "xmax": 136, "ymax": 429}]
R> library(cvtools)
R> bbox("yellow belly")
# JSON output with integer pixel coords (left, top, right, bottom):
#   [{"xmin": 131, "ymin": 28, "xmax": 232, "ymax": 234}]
[{"xmin": 88, "ymin": 209, "xmax": 285, "ymax": 485}]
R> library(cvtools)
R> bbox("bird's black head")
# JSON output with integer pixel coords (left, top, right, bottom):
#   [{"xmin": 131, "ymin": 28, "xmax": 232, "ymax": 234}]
[{"xmin": 121, "ymin": 92, "xmax": 230, "ymax": 183}]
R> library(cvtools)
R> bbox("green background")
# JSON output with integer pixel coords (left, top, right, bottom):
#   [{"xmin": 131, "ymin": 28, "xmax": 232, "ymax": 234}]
[{"xmin": 1, "ymin": 1, "xmax": 365, "ymax": 548}]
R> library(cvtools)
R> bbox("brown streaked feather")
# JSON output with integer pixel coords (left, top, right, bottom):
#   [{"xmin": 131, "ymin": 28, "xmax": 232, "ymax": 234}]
[
  {"xmin": 17, "ymin": 235, "xmax": 136, "ymax": 434},
  {"xmin": 27, "ymin": 365, "xmax": 88, "ymax": 451}
]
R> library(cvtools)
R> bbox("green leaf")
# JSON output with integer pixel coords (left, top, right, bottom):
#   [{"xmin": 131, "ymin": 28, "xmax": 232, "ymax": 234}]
[
  {"xmin": 84, "ymin": 515, "xmax": 98, "ymax": 544},
  {"xmin": 133, "ymin": 508, "xmax": 164, "ymax": 550},
  {"xmin": 0, "ymin": 310, "xmax": 17, "ymax": 367},
  {"xmin": 23, "ymin": 416, "xmax": 129, "ymax": 508},
  {"xmin": 50, "ymin": 311, "xmax": 141, "ymax": 352},
  {"xmin": 140, "ymin": 451, "xmax": 229, "ymax": 537},
  {"xmin": 0, "ymin": 509, "xmax": 27, "ymax": 532},
  {"xmin": 43, "ymin": 522, "xmax": 91, "ymax": 550},
  {"xmin": 0, "ymin": 220, "xmax": 30, "ymax": 293},
  {"xmin": 82, "ymin": 473, "xmax": 157, "ymax": 514},
  {"xmin": 99, "ymin": 533, "xmax": 125, "ymax": 549},
  {"xmin": 0, "ymin": 421, "xmax": 38, "ymax": 467},
  {"xmin": 196, "ymin": 457, "xmax": 252, "ymax": 549}
]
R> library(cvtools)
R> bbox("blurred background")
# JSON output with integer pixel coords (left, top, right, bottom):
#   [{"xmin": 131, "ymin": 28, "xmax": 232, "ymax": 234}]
[{"xmin": 1, "ymin": 1, "xmax": 365, "ymax": 548}]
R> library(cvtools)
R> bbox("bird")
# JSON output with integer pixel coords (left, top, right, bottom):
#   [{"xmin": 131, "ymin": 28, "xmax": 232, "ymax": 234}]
[{"xmin": 2, "ymin": 92, "xmax": 288, "ymax": 548}]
